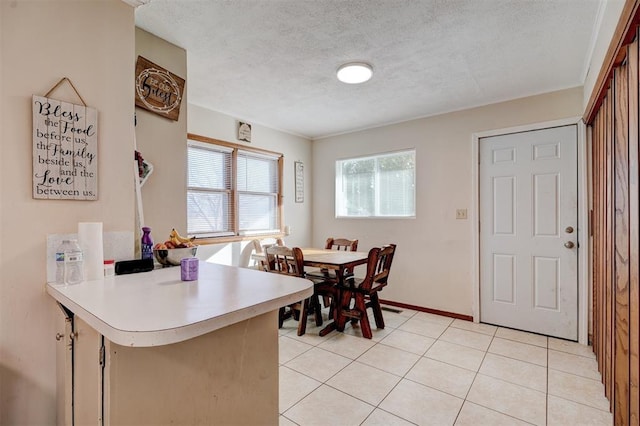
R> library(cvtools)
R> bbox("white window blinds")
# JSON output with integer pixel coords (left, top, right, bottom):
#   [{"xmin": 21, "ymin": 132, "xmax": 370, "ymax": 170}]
[
  {"xmin": 187, "ymin": 143, "xmax": 233, "ymax": 235},
  {"xmin": 187, "ymin": 139, "xmax": 281, "ymax": 237},
  {"xmin": 237, "ymin": 150, "xmax": 279, "ymax": 234},
  {"xmin": 335, "ymin": 149, "xmax": 415, "ymax": 218}
]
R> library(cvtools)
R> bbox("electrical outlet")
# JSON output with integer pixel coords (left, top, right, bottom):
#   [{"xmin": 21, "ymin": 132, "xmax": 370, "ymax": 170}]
[{"xmin": 456, "ymin": 209, "xmax": 468, "ymax": 220}]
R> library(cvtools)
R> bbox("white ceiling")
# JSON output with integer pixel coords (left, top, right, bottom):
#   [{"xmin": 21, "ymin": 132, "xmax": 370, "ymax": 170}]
[{"xmin": 134, "ymin": 0, "xmax": 604, "ymax": 139}]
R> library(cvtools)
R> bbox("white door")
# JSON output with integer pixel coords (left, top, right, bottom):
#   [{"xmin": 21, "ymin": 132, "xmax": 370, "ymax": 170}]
[{"xmin": 479, "ymin": 125, "xmax": 578, "ymax": 340}]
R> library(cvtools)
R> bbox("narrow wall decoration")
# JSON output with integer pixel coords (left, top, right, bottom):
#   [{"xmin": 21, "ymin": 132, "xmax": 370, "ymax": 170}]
[
  {"xmin": 32, "ymin": 93, "xmax": 98, "ymax": 200},
  {"xmin": 295, "ymin": 161, "xmax": 304, "ymax": 203},
  {"xmin": 135, "ymin": 56, "xmax": 185, "ymax": 121}
]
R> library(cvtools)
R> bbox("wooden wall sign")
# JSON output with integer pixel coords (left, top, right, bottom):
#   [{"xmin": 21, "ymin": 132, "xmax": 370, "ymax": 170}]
[
  {"xmin": 32, "ymin": 95, "xmax": 98, "ymax": 200},
  {"xmin": 135, "ymin": 56, "xmax": 185, "ymax": 121}
]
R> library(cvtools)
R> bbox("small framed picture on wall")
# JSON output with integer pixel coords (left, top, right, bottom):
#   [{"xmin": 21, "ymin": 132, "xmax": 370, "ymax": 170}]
[{"xmin": 295, "ymin": 161, "xmax": 304, "ymax": 203}]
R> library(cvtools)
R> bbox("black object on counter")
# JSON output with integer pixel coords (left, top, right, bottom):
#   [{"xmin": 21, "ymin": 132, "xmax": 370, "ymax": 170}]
[{"xmin": 115, "ymin": 258, "xmax": 154, "ymax": 275}]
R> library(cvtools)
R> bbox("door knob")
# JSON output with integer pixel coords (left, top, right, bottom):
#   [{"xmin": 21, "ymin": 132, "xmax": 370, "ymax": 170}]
[
  {"xmin": 564, "ymin": 241, "xmax": 575, "ymax": 249},
  {"xmin": 565, "ymin": 226, "xmax": 574, "ymax": 234}
]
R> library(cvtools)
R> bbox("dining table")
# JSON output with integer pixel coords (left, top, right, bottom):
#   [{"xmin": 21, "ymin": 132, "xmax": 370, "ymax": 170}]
[{"xmin": 253, "ymin": 247, "xmax": 370, "ymax": 336}]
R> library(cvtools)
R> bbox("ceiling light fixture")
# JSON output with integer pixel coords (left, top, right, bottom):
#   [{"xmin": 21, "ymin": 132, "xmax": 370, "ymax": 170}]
[{"xmin": 336, "ymin": 62, "xmax": 373, "ymax": 84}]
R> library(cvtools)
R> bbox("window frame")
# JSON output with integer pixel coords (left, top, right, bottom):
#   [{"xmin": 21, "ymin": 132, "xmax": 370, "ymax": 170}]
[
  {"xmin": 187, "ymin": 133, "xmax": 284, "ymax": 244},
  {"xmin": 335, "ymin": 148, "xmax": 416, "ymax": 219}
]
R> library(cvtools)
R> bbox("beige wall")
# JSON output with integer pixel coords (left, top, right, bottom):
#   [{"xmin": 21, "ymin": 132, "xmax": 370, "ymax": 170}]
[
  {"xmin": 135, "ymin": 28, "xmax": 188, "ymax": 242},
  {"xmin": 188, "ymin": 104, "xmax": 313, "ymax": 265},
  {"xmin": 0, "ymin": 1, "xmax": 135, "ymax": 423},
  {"xmin": 312, "ymin": 87, "xmax": 584, "ymax": 316}
]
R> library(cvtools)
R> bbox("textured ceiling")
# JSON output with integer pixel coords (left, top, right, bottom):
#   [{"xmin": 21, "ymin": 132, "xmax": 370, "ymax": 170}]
[{"xmin": 135, "ymin": 0, "xmax": 603, "ymax": 139}]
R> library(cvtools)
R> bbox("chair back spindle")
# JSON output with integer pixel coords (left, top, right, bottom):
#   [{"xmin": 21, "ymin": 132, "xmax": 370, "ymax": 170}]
[
  {"xmin": 337, "ymin": 243, "xmax": 397, "ymax": 339},
  {"xmin": 264, "ymin": 246, "xmax": 304, "ymax": 276},
  {"xmin": 325, "ymin": 237, "xmax": 358, "ymax": 252},
  {"xmin": 263, "ymin": 245, "xmax": 311, "ymax": 336}
]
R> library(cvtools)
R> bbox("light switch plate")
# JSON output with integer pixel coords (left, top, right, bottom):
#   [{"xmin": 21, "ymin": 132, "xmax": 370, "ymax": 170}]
[{"xmin": 456, "ymin": 209, "xmax": 468, "ymax": 220}]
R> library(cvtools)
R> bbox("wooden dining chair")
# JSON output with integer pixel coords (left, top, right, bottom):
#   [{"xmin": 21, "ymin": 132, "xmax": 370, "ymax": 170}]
[
  {"xmin": 252, "ymin": 238, "xmax": 285, "ymax": 271},
  {"xmin": 264, "ymin": 245, "xmax": 320, "ymax": 336},
  {"xmin": 336, "ymin": 244, "xmax": 397, "ymax": 339}
]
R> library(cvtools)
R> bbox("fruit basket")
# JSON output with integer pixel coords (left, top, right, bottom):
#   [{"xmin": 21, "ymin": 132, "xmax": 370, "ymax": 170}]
[
  {"xmin": 153, "ymin": 228, "xmax": 198, "ymax": 266},
  {"xmin": 153, "ymin": 246, "xmax": 198, "ymax": 266}
]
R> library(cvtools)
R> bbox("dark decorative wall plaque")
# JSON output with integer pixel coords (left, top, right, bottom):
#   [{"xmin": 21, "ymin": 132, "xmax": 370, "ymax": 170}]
[{"xmin": 135, "ymin": 56, "xmax": 185, "ymax": 121}]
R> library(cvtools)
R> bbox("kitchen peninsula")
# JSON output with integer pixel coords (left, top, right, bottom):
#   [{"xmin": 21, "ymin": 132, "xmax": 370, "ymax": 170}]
[{"xmin": 47, "ymin": 261, "xmax": 313, "ymax": 425}]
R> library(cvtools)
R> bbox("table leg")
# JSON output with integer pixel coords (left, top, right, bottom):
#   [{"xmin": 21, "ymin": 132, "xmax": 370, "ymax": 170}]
[{"xmin": 318, "ymin": 268, "xmax": 345, "ymax": 336}]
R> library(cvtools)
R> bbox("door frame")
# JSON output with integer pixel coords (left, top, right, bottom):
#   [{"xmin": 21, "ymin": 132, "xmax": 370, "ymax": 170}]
[{"xmin": 471, "ymin": 117, "xmax": 589, "ymax": 344}]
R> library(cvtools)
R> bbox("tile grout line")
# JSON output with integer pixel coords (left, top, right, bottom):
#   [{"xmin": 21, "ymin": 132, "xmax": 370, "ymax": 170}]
[
  {"xmin": 354, "ymin": 318, "xmax": 452, "ymax": 425},
  {"xmin": 358, "ymin": 308, "xmax": 425, "ymax": 425},
  {"xmin": 546, "ymin": 337, "xmax": 549, "ymax": 426},
  {"xmin": 280, "ymin": 310, "xmax": 609, "ymax": 425},
  {"xmin": 452, "ymin": 327, "xmax": 497, "ymax": 424}
]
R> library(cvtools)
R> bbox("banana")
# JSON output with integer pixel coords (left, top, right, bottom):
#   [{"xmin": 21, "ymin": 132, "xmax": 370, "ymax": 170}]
[{"xmin": 169, "ymin": 229, "xmax": 195, "ymax": 246}]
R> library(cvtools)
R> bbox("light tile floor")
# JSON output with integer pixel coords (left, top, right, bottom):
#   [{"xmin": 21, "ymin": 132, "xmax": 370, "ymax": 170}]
[{"xmin": 278, "ymin": 306, "xmax": 613, "ymax": 426}]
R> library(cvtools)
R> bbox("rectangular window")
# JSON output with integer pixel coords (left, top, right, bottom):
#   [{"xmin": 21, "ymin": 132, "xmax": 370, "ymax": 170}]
[
  {"xmin": 187, "ymin": 135, "xmax": 282, "ymax": 239},
  {"xmin": 237, "ymin": 150, "xmax": 279, "ymax": 234},
  {"xmin": 335, "ymin": 149, "xmax": 415, "ymax": 218}
]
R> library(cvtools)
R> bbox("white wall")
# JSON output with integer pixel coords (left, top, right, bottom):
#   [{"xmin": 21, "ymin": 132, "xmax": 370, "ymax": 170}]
[
  {"xmin": 312, "ymin": 87, "xmax": 584, "ymax": 316},
  {"xmin": 188, "ymin": 104, "xmax": 313, "ymax": 265},
  {"xmin": 583, "ymin": 0, "xmax": 626, "ymax": 108},
  {"xmin": 0, "ymin": 1, "xmax": 135, "ymax": 423}
]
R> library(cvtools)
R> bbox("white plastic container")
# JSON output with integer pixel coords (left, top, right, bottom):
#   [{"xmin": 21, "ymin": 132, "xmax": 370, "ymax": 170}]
[{"xmin": 104, "ymin": 259, "xmax": 115, "ymax": 277}]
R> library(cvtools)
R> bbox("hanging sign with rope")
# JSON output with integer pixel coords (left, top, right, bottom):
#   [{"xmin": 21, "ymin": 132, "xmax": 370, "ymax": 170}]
[{"xmin": 32, "ymin": 77, "xmax": 98, "ymax": 200}]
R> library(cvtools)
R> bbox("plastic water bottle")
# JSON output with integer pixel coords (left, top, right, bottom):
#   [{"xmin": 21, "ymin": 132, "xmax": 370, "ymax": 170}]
[
  {"xmin": 56, "ymin": 240, "xmax": 84, "ymax": 285},
  {"xmin": 55, "ymin": 241, "xmax": 68, "ymax": 285}
]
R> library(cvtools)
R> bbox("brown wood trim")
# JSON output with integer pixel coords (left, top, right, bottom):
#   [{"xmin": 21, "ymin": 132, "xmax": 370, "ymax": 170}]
[
  {"xmin": 606, "ymin": 88, "xmax": 614, "ymax": 403},
  {"xmin": 231, "ymin": 148, "xmax": 239, "ymax": 233},
  {"xmin": 194, "ymin": 232, "xmax": 285, "ymax": 246},
  {"xmin": 378, "ymin": 299, "xmax": 473, "ymax": 322},
  {"xmin": 627, "ymin": 31, "xmax": 640, "ymax": 424},
  {"xmin": 584, "ymin": 0, "xmax": 640, "ymax": 124},
  {"xmin": 613, "ymin": 63, "xmax": 631, "ymax": 425},
  {"xmin": 278, "ymin": 156, "xmax": 284, "ymax": 237},
  {"xmin": 187, "ymin": 133, "xmax": 283, "ymax": 158},
  {"xmin": 187, "ymin": 132, "xmax": 285, "ymax": 240}
]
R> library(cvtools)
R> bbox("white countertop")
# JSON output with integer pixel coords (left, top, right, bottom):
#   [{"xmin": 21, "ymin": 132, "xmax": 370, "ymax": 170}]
[{"xmin": 46, "ymin": 261, "xmax": 313, "ymax": 347}]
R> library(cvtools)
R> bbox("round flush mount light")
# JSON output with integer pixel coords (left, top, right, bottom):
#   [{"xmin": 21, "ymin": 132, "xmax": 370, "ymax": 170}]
[{"xmin": 336, "ymin": 62, "xmax": 373, "ymax": 84}]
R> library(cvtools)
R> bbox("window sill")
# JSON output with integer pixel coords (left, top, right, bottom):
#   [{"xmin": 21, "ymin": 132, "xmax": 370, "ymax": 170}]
[{"xmin": 192, "ymin": 233, "xmax": 285, "ymax": 246}]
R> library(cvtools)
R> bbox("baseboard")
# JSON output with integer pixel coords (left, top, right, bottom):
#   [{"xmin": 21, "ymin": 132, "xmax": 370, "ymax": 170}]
[{"xmin": 379, "ymin": 299, "xmax": 473, "ymax": 322}]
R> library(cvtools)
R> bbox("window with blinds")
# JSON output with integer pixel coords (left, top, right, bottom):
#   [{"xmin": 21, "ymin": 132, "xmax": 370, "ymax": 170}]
[
  {"xmin": 335, "ymin": 149, "xmax": 415, "ymax": 218},
  {"xmin": 187, "ymin": 137, "xmax": 282, "ymax": 238},
  {"xmin": 237, "ymin": 150, "xmax": 279, "ymax": 234}
]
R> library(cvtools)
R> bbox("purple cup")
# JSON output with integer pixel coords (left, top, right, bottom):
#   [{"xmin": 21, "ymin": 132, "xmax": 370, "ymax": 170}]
[{"xmin": 180, "ymin": 257, "xmax": 199, "ymax": 281}]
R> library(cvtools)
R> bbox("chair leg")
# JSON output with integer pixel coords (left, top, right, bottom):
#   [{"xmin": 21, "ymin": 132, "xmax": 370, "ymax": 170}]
[
  {"xmin": 313, "ymin": 295, "xmax": 323, "ymax": 326},
  {"xmin": 322, "ymin": 295, "xmax": 331, "ymax": 309},
  {"xmin": 354, "ymin": 294, "xmax": 372, "ymax": 339},
  {"xmin": 336, "ymin": 290, "xmax": 352, "ymax": 332},
  {"xmin": 297, "ymin": 298, "xmax": 309, "ymax": 336},
  {"xmin": 278, "ymin": 307, "xmax": 285, "ymax": 328},
  {"xmin": 369, "ymin": 293, "xmax": 385, "ymax": 329}
]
